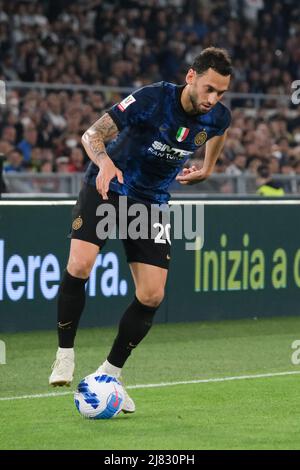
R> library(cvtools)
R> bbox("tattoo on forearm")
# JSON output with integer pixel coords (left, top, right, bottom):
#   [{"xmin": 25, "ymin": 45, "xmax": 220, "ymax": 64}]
[{"xmin": 83, "ymin": 113, "xmax": 118, "ymax": 164}]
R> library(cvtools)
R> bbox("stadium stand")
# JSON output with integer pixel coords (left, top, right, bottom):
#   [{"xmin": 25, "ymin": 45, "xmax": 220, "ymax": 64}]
[{"xmin": 0, "ymin": 0, "xmax": 300, "ymax": 194}]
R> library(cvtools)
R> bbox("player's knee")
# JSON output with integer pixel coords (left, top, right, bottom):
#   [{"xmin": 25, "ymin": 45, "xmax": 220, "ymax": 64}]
[
  {"xmin": 67, "ymin": 258, "xmax": 93, "ymax": 279},
  {"xmin": 137, "ymin": 287, "xmax": 164, "ymax": 308}
]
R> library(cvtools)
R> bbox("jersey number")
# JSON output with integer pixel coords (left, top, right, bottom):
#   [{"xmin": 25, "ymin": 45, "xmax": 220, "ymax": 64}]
[{"xmin": 153, "ymin": 223, "xmax": 171, "ymax": 245}]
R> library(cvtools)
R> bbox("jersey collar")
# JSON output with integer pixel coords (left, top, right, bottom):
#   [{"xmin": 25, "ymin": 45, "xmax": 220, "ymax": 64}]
[{"xmin": 175, "ymin": 84, "xmax": 188, "ymax": 115}]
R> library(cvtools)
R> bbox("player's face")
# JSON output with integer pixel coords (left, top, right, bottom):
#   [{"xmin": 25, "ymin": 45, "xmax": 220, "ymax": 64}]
[{"xmin": 186, "ymin": 68, "xmax": 230, "ymax": 114}]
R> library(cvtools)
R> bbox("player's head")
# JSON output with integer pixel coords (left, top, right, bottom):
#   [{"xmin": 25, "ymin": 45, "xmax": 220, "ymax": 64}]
[{"xmin": 185, "ymin": 47, "xmax": 232, "ymax": 114}]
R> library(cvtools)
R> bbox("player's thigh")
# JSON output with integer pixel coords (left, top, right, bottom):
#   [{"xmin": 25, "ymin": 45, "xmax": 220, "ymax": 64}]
[
  {"xmin": 129, "ymin": 262, "xmax": 168, "ymax": 307},
  {"xmin": 70, "ymin": 183, "xmax": 114, "ymax": 248},
  {"xmin": 67, "ymin": 239, "xmax": 99, "ymax": 279},
  {"xmin": 67, "ymin": 185, "xmax": 119, "ymax": 278}
]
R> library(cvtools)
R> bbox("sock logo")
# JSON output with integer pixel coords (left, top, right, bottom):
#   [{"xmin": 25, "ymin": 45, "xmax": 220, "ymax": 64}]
[{"xmin": 58, "ymin": 321, "xmax": 72, "ymax": 329}]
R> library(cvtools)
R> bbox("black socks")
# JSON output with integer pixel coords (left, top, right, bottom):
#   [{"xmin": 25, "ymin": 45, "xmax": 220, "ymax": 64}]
[
  {"xmin": 57, "ymin": 270, "xmax": 88, "ymax": 348},
  {"xmin": 57, "ymin": 271, "xmax": 159, "ymax": 367},
  {"xmin": 107, "ymin": 296, "xmax": 159, "ymax": 368}
]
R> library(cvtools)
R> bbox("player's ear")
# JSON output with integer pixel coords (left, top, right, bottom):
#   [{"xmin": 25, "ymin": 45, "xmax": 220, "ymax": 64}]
[{"xmin": 186, "ymin": 68, "xmax": 196, "ymax": 84}]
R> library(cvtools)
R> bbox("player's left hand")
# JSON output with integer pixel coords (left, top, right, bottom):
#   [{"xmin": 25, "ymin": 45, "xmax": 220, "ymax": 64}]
[{"xmin": 176, "ymin": 166, "xmax": 210, "ymax": 185}]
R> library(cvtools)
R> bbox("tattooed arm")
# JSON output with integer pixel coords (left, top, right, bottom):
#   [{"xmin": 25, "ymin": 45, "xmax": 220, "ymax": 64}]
[{"xmin": 82, "ymin": 113, "xmax": 123, "ymax": 199}]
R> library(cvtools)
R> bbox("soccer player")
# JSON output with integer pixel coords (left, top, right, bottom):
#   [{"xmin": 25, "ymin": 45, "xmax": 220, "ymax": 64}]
[{"xmin": 49, "ymin": 47, "xmax": 232, "ymax": 413}]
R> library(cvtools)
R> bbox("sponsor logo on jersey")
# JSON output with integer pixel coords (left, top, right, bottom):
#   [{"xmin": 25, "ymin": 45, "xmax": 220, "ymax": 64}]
[
  {"xmin": 176, "ymin": 127, "xmax": 190, "ymax": 142},
  {"xmin": 194, "ymin": 130, "xmax": 207, "ymax": 146},
  {"xmin": 117, "ymin": 94, "xmax": 136, "ymax": 112},
  {"xmin": 148, "ymin": 141, "xmax": 193, "ymax": 161}
]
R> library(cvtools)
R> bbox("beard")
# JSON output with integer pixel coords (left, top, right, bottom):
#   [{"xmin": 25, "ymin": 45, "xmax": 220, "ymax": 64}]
[{"xmin": 189, "ymin": 91, "xmax": 211, "ymax": 115}]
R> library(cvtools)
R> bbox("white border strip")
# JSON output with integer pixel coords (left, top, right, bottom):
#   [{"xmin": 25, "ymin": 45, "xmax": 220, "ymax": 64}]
[
  {"xmin": 0, "ymin": 201, "xmax": 76, "ymax": 206},
  {"xmin": 0, "ymin": 370, "xmax": 299, "ymax": 402},
  {"xmin": 1, "ymin": 200, "xmax": 300, "ymax": 206},
  {"xmin": 170, "ymin": 200, "xmax": 300, "ymax": 205}
]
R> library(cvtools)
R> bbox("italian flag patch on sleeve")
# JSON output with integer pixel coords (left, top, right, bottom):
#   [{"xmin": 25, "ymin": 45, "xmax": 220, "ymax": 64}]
[{"xmin": 176, "ymin": 127, "xmax": 190, "ymax": 142}]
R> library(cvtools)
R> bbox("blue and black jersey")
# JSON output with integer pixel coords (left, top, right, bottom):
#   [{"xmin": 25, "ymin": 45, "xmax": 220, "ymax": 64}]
[{"xmin": 84, "ymin": 81, "xmax": 231, "ymax": 204}]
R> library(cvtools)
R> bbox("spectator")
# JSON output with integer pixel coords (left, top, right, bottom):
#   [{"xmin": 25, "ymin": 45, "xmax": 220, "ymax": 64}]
[
  {"xmin": 0, "ymin": 148, "xmax": 6, "ymax": 187},
  {"xmin": 256, "ymin": 164, "xmax": 285, "ymax": 196},
  {"xmin": 269, "ymin": 156, "xmax": 280, "ymax": 174},
  {"xmin": 280, "ymin": 161, "xmax": 295, "ymax": 192},
  {"xmin": 68, "ymin": 147, "xmax": 86, "ymax": 172},
  {"xmin": 1, "ymin": 126, "xmax": 17, "ymax": 146},
  {"xmin": 56, "ymin": 156, "xmax": 71, "ymax": 173},
  {"xmin": 3, "ymin": 148, "xmax": 25, "ymax": 173},
  {"xmin": 245, "ymin": 157, "xmax": 263, "ymax": 175},
  {"xmin": 17, "ymin": 127, "xmax": 38, "ymax": 161},
  {"xmin": 40, "ymin": 160, "xmax": 53, "ymax": 173},
  {"xmin": 225, "ymin": 154, "xmax": 247, "ymax": 175}
]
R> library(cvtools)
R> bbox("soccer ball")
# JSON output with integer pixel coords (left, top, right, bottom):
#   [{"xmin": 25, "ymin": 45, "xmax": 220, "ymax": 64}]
[{"xmin": 74, "ymin": 373, "xmax": 125, "ymax": 419}]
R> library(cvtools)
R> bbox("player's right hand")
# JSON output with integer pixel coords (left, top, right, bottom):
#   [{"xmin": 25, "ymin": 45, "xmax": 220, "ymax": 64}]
[
  {"xmin": 176, "ymin": 166, "xmax": 210, "ymax": 185},
  {"xmin": 96, "ymin": 156, "xmax": 123, "ymax": 200}
]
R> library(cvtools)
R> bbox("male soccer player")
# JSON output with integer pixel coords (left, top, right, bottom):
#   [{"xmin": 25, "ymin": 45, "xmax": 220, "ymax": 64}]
[{"xmin": 49, "ymin": 47, "xmax": 232, "ymax": 413}]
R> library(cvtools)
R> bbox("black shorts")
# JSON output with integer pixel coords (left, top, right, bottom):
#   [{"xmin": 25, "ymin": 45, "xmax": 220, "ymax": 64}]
[{"xmin": 69, "ymin": 183, "xmax": 171, "ymax": 269}]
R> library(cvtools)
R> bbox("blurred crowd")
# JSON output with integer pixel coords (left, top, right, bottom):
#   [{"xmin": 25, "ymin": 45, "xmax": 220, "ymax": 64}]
[
  {"xmin": 1, "ymin": 0, "xmax": 299, "ymax": 90},
  {"xmin": 0, "ymin": 0, "xmax": 300, "ymax": 192}
]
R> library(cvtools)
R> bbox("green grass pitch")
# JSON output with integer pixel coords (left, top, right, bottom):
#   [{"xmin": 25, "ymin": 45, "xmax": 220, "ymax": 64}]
[{"xmin": 1, "ymin": 316, "xmax": 300, "ymax": 450}]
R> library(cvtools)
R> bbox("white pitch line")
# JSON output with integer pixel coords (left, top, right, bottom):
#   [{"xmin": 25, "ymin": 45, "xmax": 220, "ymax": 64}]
[
  {"xmin": 0, "ymin": 370, "xmax": 299, "ymax": 402},
  {"xmin": 0, "ymin": 390, "xmax": 73, "ymax": 401},
  {"xmin": 127, "ymin": 370, "xmax": 300, "ymax": 389}
]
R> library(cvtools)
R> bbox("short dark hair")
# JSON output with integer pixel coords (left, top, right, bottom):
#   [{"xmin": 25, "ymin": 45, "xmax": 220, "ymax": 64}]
[
  {"xmin": 257, "ymin": 164, "xmax": 270, "ymax": 179},
  {"xmin": 7, "ymin": 148, "xmax": 23, "ymax": 158},
  {"xmin": 192, "ymin": 47, "xmax": 232, "ymax": 76}
]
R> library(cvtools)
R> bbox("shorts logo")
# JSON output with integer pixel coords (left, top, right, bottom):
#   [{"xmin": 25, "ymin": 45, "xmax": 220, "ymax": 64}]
[
  {"xmin": 194, "ymin": 130, "xmax": 207, "ymax": 146},
  {"xmin": 72, "ymin": 216, "xmax": 83, "ymax": 230},
  {"xmin": 117, "ymin": 95, "xmax": 136, "ymax": 112}
]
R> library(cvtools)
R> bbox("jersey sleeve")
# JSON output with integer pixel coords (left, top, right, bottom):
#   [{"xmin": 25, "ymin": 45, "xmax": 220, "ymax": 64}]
[
  {"xmin": 107, "ymin": 84, "xmax": 162, "ymax": 131},
  {"xmin": 215, "ymin": 106, "xmax": 231, "ymax": 136}
]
